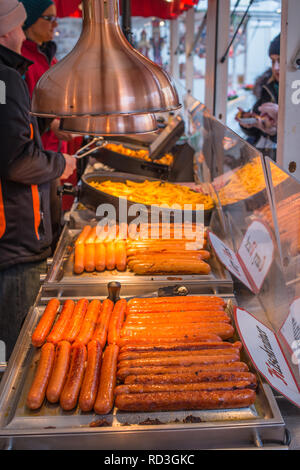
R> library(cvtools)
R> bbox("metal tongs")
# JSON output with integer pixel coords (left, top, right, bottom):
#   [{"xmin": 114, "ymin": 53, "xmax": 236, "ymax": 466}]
[{"xmin": 75, "ymin": 137, "xmax": 107, "ymax": 159}]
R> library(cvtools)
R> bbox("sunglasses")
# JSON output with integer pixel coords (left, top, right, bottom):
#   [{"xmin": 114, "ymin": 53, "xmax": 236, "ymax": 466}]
[{"xmin": 40, "ymin": 15, "xmax": 57, "ymax": 23}]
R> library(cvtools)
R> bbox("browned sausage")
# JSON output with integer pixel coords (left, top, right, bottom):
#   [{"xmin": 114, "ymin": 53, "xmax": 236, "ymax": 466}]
[
  {"xmin": 26, "ymin": 342, "xmax": 55, "ymax": 410},
  {"xmin": 127, "ymin": 296, "xmax": 226, "ymax": 308},
  {"xmin": 64, "ymin": 298, "xmax": 89, "ymax": 343},
  {"xmin": 107, "ymin": 299, "xmax": 127, "ymax": 345},
  {"xmin": 46, "ymin": 340, "xmax": 71, "ymax": 404},
  {"xmin": 76, "ymin": 299, "xmax": 101, "ymax": 345},
  {"xmin": 121, "ymin": 324, "xmax": 234, "ymax": 341},
  {"xmin": 115, "ymin": 389, "xmax": 256, "ymax": 411},
  {"xmin": 79, "ymin": 339, "xmax": 102, "ymax": 412},
  {"xmin": 47, "ymin": 300, "xmax": 75, "ymax": 344},
  {"xmin": 115, "ymin": 380, "xmax": 257, "ymax": 396},
  {"xmin": 119, "ymin": 341, "xmax": 242, "ymax": 354},
  {"xmin": 31, "ymin": 299, "xmax": 60, "ymax": 348},
  {"xmin": 94, "ymin": 344, "xmax": 119, "ymax": 415},
  {"xmin": 117, "ymin": 334, "xmax": 222, "ymax": 347},
  {"xmin": 118, "ymin": 348, "xmax": 241, "ymax": 361},
  {"xmin": 117, "ymin": 362, "xmax": 249, "ymax": 381},
  {"xmin": 92, "ymin": 299, "xmax": 114, "ymax": 349},
  {"xmin": 60, "ymin": 342, "xmax": 87, "ymax": 411},
  {"xmin": 124, "ymin": 370, "xmax": 256, "ymax": 385},
  {"xmin": 118, "ymin": 354, "xmax": 240, "ymax": 370}
]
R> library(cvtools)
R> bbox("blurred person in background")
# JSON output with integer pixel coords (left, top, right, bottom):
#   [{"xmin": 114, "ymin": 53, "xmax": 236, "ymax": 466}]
[
  {"xmin": 0, "ymin": 0, "xmax": 76, "ymax": 360},
  {"xmin": 236, "ymin": 34, "xmax": 280, "ymax": 161}
]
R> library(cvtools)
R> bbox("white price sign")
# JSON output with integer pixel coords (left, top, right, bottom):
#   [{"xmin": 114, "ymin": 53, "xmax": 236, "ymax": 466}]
[
  {"xmin": 279, "ymin": 298, "xmax": 300, "ymax": 371},
  {"xmin": 238, "ymin": 220, "xmax": 275, "ymax": 294},
  {"xmin": 235, "ymin": 307, "xmax": 300, "ymax": 408}
]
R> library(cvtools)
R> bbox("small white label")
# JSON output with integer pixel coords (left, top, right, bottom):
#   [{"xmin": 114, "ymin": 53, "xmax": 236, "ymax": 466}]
[
  {"xmin": 208, "ymin": 231, "xmax": 253, "ymax": 291},
  {"xmin": 235, "ymin": 307, "xmax": 300, "ymax": 407},
  {"xmin": 238, "ymin": 220, "xmax": 274, "ymax": 293}
]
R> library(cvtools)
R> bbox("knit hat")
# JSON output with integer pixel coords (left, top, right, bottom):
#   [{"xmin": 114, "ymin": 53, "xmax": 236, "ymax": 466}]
[
  {"xmin": 0, "ymin": 0, "xmax": 27, "ymax": 37},
  {"xmin": 269, "ymin": 34, "xmax": 280, "ymax": 57},
  {"xmin": 20, "ymin": 0, "xmax": 54, "ymax": 30}
]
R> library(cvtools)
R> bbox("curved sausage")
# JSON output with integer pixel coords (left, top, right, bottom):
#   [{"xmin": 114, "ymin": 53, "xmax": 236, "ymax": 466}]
[
  {"xmin": 79, "ymin": 339, "xmax": 102, "ymax": 412},
  {"xmin": 60, "ymin": 342, "xmax": 87, "ymax": 411},
  {"xmin": 92, "ymin": 298, "xmax": 114, "ymax": 349},
  {"xmin": 46, "ymin": 340, "xmax": 71, "ymax": 404},
  {"xmin": 26, "ymin": 342, "xmax": 55, "ymax": 410},
  {"xmin": 47, "ymin": 300, "xmax": 75, "ymax": 344},
  {"xmin": 64, "ymin": 298, "xmax": 89, "ymax": 343},
  {"xmin": 32, "ymin": 299, "xmax": 60, "ymax": 348},
  {"xmin": 94, "ymin": 344, "xmax": 119, "ymax": 415},
  {"xmin": 76, "ymin": 299, "xmax": 101, "ymax": 345},
  {"xmin": 107, "ymin": 299, "xmax": 127, "ymax": 345}
]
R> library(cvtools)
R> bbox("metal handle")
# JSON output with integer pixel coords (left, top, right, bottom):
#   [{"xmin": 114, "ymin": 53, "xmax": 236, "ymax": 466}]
[
  {"xmin": 107, "ymin": 281, "xmax": 121, "ymax": 302},
  {"xmin": 75, "ymin": 137, "xmax": 106, "ymax": 159}
]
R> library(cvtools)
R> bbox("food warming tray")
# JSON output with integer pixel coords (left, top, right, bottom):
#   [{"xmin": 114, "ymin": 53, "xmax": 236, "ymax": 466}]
[
  {"xmin": 42, "ymin": 226, "xmax": 233, "ymax": 293},
  {"xmin": 0, "ymin": 285, "xmax": 287, "ymax": 450}
]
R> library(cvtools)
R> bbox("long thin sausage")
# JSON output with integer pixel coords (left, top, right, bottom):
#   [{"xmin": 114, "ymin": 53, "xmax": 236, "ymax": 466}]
[
  {"xmin": 121, "ymin": 324, "xmax": 234, "ymax": 341},
  {"xmin": 94, "ymin": 344, "xmax": 119, "ymax": 415},
  {"xmin": 119, "ymin": 341, "xmax": 242, "ymax": 354},
  {"xmin": 76, "ymin": 299, "xmax": 101, "ymax": 345},
  {"xmin": 79, "ymin": 339, "xmax": 102, "ymax": 412},
  {"xmin": 117, "ymin": 334, "xmax": 222, "ymax": 347},
  {"xmin": 64, "ymin": 298, "xmax": 89, "ymax": 343},
  {"xmin": 60, "ymin": 342, "xmax": 87, "ymax": 411},
  {"xmin": 32, "ymin": 299, "xmax": 60, "ymax": 348},
  {"xmin": 115, "ymin": 389, "xmax": 256, "ymax": 411},
  {"xmin": 115, "ymin": 380, "xmax": 256, "ymax": 396},
  {"xmin": 115, "ymin": 240, "xmax": 127, "ymax": 271},
  {"xmin": 47, "ymin": 300, "xmax": 75, "ymax": 344},
  {"xmin": 95, "ymin": 242, "xmax": 106, "ymax": 272},
  {"xmin": 26, "ymin": 342, "xmax": 55, "ymax": 410},
  {"xmin": 46, "ymin": 340, "xmax": 71, "ymax": 404},
  {"xmin": 124, "ymin": 371, "xmax": 256, "ymax": 385},
  {"xmin": 118, "ymin": 348, "xmax": 241, "ymax": 361},
  {"xmin": 117, "ymin": 362, "xmax": 249, "ymax": 381},
  {"xmin": 125, "ymin": 312, "xmax": 231, "ymax": 324},
  {"xmin": 118, "ymin": 354, "xmax": 240, "ymax": 370},
  {"xmin": 127, "ymin": 296, "xmax": 226, "ymax": 307},
  {"xmin": 105, "ymin": 242, "xmax": 116, "ymax": 270}
]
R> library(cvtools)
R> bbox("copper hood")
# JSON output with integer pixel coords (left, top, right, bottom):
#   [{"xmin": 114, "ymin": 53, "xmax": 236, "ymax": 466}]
[
  {"xmin": 31, "ymin": 0, "xmax": 181, "ymax": 119},
  {"xmin": 60, "ymin": 113, "xmax": 158, "ymax": 135}
]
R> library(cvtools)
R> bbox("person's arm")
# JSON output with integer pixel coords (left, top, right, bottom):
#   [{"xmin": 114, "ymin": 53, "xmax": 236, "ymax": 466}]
[{"xmin": 0, "ymin": 68, "xmax": 66, "ymax": 184}]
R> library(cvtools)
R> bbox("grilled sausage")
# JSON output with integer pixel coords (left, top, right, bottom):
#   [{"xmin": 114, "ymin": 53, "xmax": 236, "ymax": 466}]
[
  {"xmin": 118, "ymin": 347, "xmax": 240, "ymax": 362},
  {"xmin": 76, "ymin": 299, "xmax": 101, "ymax": 345},
  {"xmin": 127, "ymin": 296, "xmax": 226, "ymax": 308},
  {"xmin": 119, "ymin": 341, "xmax": 242, "ymax": 354},
  {"xmin": 115, "ymin": 389, "xmax": 256, "ymax": 411},
  {"xmin": 121, "ymin": 324, "xmax": 234, "ymax": 341},
  {"xmin": 46, "ymin": 340, "xmax": 71, "ymax": 404},
  {"xmin": 60, "ymin": 342, "xmax": 87, "ymax": 411},
  {"xmin": 94, "ymin": 344, "xmax": 119, "ymax": 415},
  {"xmin": 117, "ymin": 334, "xmax": 222, "ymax": 347},
  {"xmin": 64, "ymin": 298, "xmax": 89, "ymax": 343},
  {"xmin": 95, "ymin": 242, "xmax": 106, "ymax": 272},
  {"xmin": 107, "ymin": 299, "xmax": 127, "ymax": 345},
  {"xmin": 117, "ymin": 362, "xmax": 249, "ymax": 381},
  {"xmin": 124, "ymin": 370, "xmax": 256, "ymax": 385},
  {"xmin": 26, "ymin": 342, "xmax": 55, "ymax": 410},
  {"xmin": 79, "ymin": 339, "xmax": 102, "ymax": 412},
  {"xmin": 74, "ymin": 244, "xmax": 86, "ymax": 274},
  {"xmin": 32, "ymin": 299, "xmax": 60, "ymax": 348},
  {"xmin": 92, "ymin": 298, "xmax": 114, "ymax": 349},
  {"xmin": 47, "ymin": 300, "xmax": 75, "ymax": 344},
  {"xmin": 118, "ymin": 354, "xmax": 240, "ymax": 370}
]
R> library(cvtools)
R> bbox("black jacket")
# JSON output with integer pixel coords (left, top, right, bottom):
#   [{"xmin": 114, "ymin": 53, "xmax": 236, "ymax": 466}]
[
  {"xmin": 240, "ymin": 73, "xmax": 279, "ymax": 146},
  {"xmin": 0, "ymin": 45, "xmax": 66, "ymax": 270}
]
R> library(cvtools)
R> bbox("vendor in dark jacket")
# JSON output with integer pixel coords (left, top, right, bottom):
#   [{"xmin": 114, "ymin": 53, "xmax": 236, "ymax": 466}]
[
  {"xmin": 0, "ymin": 0, "xmax": 76, "ymax": 361},
  {"xmin": 236, "ymin": 34, "xmax": 280, "ymax": 161}
]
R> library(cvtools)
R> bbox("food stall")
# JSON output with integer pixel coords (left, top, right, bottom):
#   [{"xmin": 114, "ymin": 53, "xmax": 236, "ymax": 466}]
[{"xmin": 0, "ymin": 0, "xmax": 300, "ymax": 451}]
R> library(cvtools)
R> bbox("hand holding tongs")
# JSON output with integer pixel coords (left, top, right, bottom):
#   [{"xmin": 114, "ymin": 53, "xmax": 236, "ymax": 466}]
[{"xmin": 75, "ymin": 137, "xmax": 107, "ymax": 159}]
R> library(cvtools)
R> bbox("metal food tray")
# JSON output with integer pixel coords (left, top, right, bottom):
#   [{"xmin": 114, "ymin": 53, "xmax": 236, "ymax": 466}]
[
  {"xmin": 0, "ymin": 285, "xmax": 287, "ymax": 450},
  {"xmin": 43, "ymin": 226, "xmax": 234, "ymax": 294}
]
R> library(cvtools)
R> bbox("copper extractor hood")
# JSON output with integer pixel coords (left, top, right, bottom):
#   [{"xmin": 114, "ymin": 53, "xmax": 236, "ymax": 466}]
[
  {"xmin": 60, "ymin": 113, "xmax": 158, "ymax": 135},
  {"xmin": 31, "ymin": 0, "xmax": 181, "ymax": 119}
]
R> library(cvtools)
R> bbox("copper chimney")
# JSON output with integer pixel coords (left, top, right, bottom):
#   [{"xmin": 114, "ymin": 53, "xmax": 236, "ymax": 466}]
[
  {"xmin": 31, "ymin": 0, "xmax": 181, "ymax": 119},
  {"xmin": 60, "ymin": 113, "xmax": 158, "ymax": 135}
]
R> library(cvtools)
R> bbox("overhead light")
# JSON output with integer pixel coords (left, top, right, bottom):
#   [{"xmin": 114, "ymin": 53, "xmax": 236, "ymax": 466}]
[
  {"xmin": 60, "ymin": 113, "xmax": 158, "ymax": 136},
  {"xmin": 31, "ymin": 0, "xmax": 181, "ymax": 119}
]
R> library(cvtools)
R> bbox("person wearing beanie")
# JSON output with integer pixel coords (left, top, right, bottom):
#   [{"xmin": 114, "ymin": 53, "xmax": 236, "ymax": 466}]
[
  {"xmin": 0, "ymin": 0, "xmax": 76, "ymax": 361},
  {"xmin": 235, "ymin": 34, "xmax": 281, "ymax": 161}
]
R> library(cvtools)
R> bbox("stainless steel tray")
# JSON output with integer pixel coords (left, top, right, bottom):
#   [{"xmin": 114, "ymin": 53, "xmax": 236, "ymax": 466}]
[
  {"xmin": 0, "ymin": 285, "xmax": 287, "ymax": 450},
  {"xmin": 43, "ymin": 226, "xmax": 233, "ymax": 293}
]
